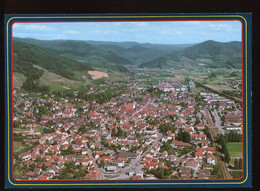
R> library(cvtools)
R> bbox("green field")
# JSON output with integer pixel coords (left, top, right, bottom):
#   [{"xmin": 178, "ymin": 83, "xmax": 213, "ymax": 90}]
[
  {"xmin": 232, "ymin": 170, "xmax": 243, "ymax": 178},
  {"xmin": 227, "ymin": 142, "xmax": 243, "ymax": 158}
]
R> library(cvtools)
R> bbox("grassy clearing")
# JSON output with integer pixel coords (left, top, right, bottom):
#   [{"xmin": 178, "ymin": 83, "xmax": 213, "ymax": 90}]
[
  {"xmin": 34, "ymin": 65, "xmax": 84, "ymax": 91},
  {"xmin": 232, "ymin": 170, "xmax": 243, "ymax": 178},
  {"xmin": 227, "ymin": 142, "xmax": 243, "ymax": 158},
  {"xmin": 13, "ymin": 141, "xmax": 23, "ymax": 152},
  {"xmin": 14, "ymin": 164, "xmax": 23, "ymax": 176},
  {"xmin": 13, "ymin": 72, "xmax": 26, "ymax": 88}
]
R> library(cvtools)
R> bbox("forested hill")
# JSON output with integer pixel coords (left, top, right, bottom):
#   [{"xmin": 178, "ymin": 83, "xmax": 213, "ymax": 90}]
[
  {"xmin": 14, "ymin": 37, "xmax": 194, "ymax": 65},
  {"xmin": 13, "ymin": 38, "xmax": 134, "ymax": 65},
  {"xmin": 13, "ymin": 40, "xmax": 93, "ymax": 80},
  {"xmin": 140, "ymin": 40, "xmax": 242, "ymax": 69}
]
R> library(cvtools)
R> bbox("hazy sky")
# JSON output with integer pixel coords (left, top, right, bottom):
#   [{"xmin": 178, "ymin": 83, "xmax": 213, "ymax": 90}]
[{"xmin": 13, "ymin": 21, "xmax": 242, "ymax": 44}]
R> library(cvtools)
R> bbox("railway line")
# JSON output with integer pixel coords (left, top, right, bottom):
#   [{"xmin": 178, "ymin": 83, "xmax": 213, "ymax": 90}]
[{"xmin": 204, "ymin": 108, "xmax": 230, "ymax": 179}]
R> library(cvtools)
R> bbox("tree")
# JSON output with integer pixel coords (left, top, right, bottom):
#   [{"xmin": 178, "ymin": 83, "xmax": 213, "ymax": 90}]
[
  {"xmin": 194, "ymin": 116, "xmax": 201, "ymax": 125},
  {"xmin": 234, "ymin": 159, "xmax": 238, "ymax": 169},
  {"xmin": 116, "ymin": 127, "xmax": 125, "ymax": 137},
  {"xmin": 99, "ymin": 160, "xmax": 105, "ymax": 168},
  {"xmin": 13, "ymin": 121, "xmax": 20, "ymax": 128},
  {"xmin": 111, "ymin": 128, "xmax": 116, "ymax": 137},
  {"xmin": 224, "ymin": 150, "xmax": 231, "ymax": 163},
  {"xmin": 160, "ymin": 142, "xmax": 173, "ymax": 155},
  {"xmin": 78, "ymin": 125, "xmax": 86, "ymax": 134},
  {"xmin": 238, "ymin": 158, "xmax": 242, "ymax": 169},
  {"xmin": 182, "ymin": 132, "xmax": 191, "ymax": 143},
  {"xmin": 176, "ymin": 129, "xmax": 191, "ymax": 143}
]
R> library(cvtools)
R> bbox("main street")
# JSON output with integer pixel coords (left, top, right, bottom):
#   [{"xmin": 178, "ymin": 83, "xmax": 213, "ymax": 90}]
[
  {"xmin": 85, "ymin": 143, "xmax": 104, "ymax": 179},
  {"xmin": 131, "ymin": 99, "xmax": 151, "ymax": 117}
]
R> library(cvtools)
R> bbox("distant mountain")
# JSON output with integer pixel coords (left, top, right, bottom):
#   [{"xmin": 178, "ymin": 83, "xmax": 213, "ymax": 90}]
[
  {"xmin": 88, "ymin": 41, "xmax": 195, "ymax": 64},
  {"xmin": 13, "ymin": 40, "xmax": 93, "ymax": 80},
  {"xmin": 140, "ymin": 40, "xmax": 242, "ymax": 69},
  {"xmin": 14, "ymin": 37, "xmax": 194, "ymax": 65}
]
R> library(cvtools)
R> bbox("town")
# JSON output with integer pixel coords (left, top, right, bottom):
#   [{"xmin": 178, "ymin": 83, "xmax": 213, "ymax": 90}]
[{"xmin": 13, "ymin": 77, "xmax": 243, "ymax": 180}]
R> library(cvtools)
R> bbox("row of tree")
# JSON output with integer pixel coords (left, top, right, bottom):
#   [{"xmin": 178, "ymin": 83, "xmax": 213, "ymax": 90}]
[
  {"xmin": 217, "ymin": 134, "xmax": 231, "ymax": 163},
  {"xmin": 225, "ymin": 131, "xmax": 242, "ymax": 142},
  {"xmin": 203, "ymin": 126, "xmax": 213, "ymax": 144}
]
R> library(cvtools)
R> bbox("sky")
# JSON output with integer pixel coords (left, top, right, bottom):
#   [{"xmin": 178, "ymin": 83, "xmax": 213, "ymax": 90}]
[{"xmin": 12, "ymin": 21, "xmax": 242, "ymax": 44}]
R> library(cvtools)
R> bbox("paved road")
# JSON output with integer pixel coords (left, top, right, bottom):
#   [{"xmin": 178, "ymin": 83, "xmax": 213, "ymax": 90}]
[
  {"xmin": 212, "ymin": 109, "xmax": 225, "ymax": 135},
  {"xmin": 131, "ymin": 99, "xmax": 151, "ymax": 117},
  {"xmin": 85, "ymin": 144, "xmax": 104, "ymax": 179}
]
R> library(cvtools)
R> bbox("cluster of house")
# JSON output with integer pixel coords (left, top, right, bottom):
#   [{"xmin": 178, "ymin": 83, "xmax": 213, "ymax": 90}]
[
  {"xmin": 200, "ymin": 92, "xmax": 242, "ymax": 134},
  {"xmin": 154, "ymin": 80, "xmax": 195, "ymax": 93},
  {"xmin": 223, "ymin": 114, "xmax": 242, "ymax": 133},
  {"xmin": 14, "ymin": 84, "xmax": 220, "ymax": 180}
]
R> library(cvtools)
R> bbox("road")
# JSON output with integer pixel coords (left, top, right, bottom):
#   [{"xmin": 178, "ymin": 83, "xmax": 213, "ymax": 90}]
[
  {"xmin": 116, "ymin": 133, "xmax": 163, "ymax": 177},
  {"xmin": 131, "ymin": 99, "xmax": 151, "ymax": 117},
  {"xmin": 212, "ymin": 110, "xmax": 225, "ymax": 135},
  {"xmin": 85, "ymin": 98, "xmax": 153, "ymax": 179},
  {"xmin": 85, "ymin": 143, "xmax": 105, "ymax": 179}
]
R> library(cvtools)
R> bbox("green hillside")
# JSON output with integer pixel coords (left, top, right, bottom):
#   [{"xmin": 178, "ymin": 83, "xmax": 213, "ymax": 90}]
[
  {"xmin": 14, "ymin": 38, "xmax": 133, "ymax": 66},
  {"xmin": 14, "ymin": 37, "xmax": 193, "ymax": 65},
  {"xmin": 13, "ymin": 40, "xmax": 94, "ymax": 92},
  {"xmin": 140, "ymin": 40, "xmax": 242, "ymax": 70},
  {"xmin": 13, "ymin": 40, "xmax": 93, "ymax": 80}
]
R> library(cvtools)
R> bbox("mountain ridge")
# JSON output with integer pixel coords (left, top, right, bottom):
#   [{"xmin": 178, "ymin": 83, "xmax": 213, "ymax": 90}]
[
  {"xmin": 140, "ymin": 40, "xmax": 242, "ymax": 69},
  {"xmin": 13, "ymin": 37, "xmax": 195, "ymax": 64}
]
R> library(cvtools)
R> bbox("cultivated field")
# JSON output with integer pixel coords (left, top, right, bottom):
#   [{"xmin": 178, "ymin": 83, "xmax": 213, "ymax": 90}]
[
  {"xmin": 33, "ymin": 65, "xmax": 82, "ymax": 90},
  {"xmin": 205, "ymin": 84, "xmax": 234, "ymax": 91},
  {"xmin": 88, "ymin": 71, "xmax": 108, "ymax": 80}
]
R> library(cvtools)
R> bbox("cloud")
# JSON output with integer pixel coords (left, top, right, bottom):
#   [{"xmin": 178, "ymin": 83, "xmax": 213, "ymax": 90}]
[
  {"xmin": 113, "ymin": 22, "xmax": 121, "ymax": 26},
  {"xmin": 128, "ymin": 22, "xmax": 148, "ymax": 27},
  {"xmin": 207, "ymin": 23, "xmax": 232, "ymax": 31},
  {"xmin": 13, "ymin": 23, "xmax": 55, "ymax": 31},
  {"xmin": 12, "ymin": 23, "xmax": 22, "ymax": 29},
  {"xmin": 136, "ymin": 22, "xmax": 148, "ymax": 27},
  {"xmin": 175, "ymin": 31, "xmax": 183, "ymax": 35},
  {"xmin": 63, "ymin": 30, "xmax": 80, "ymax": 35},
  {"xmin": 183, "ymin": 21, "xmax": 202, "ymax": 25}
]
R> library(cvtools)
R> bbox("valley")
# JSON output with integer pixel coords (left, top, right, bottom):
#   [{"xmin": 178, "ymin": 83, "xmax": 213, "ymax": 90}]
[{"xmin": 12, "ymin": 38, "xmax": 243, "ymax": 181}]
